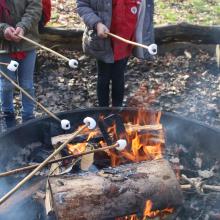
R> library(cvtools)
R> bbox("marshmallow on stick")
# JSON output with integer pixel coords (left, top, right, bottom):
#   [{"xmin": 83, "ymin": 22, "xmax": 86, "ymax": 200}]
[
  {"xmin": 107, "ymin": 32, "xmax": 158, "ymax": 55},
  {"xmin": 0, "ymin": 60, "xmax": 19, "ymax": 72}
]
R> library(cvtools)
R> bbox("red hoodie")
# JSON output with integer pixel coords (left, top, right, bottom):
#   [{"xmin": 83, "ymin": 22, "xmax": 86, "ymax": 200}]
[{"xmin": 110, "ymin": 0, "xmax": 139, "ymax": 61}]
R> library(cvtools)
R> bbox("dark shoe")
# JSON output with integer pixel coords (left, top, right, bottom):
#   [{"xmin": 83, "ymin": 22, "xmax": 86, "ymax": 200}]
[{"xmin": 4, "ymin": 112, "xmax": 16, "ymax": 129}]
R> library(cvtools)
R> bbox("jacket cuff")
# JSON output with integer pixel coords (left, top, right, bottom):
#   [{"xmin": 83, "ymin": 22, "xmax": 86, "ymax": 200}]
[
  {"xmin": 16, "ymin": 23, "xmax": 27, "ymax": 34},
  {"xmin": 89, "ymin": 17, "xmax": 102, "ymax": 30},
  {"xmin": 0, "ymin": 23, "xmax": 11, "ymax": 39}
]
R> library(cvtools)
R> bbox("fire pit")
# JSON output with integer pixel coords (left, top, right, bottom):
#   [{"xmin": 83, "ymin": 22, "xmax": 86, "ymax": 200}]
[{"xmin": 0, "ymin": 107, "xmax": 220, "ymax": 220}]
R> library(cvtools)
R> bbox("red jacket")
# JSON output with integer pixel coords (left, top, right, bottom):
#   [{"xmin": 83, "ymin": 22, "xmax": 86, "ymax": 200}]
[{"xmin": 110, "ymin": 0, "xmax": 138, "ymax": 61}]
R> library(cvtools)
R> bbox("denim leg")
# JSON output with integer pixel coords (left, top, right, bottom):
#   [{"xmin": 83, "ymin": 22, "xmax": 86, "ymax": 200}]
[
  {"xmin": 17, "ymin": 50, "xmax": 36, "ymax": 121},
  {"xmin": 0, "ymin": 54, "xmax": 17, "ymax": 114}
]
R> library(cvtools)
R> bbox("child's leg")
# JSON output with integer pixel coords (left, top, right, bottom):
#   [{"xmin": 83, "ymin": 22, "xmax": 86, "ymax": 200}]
[
  {"xmin": 17, "ymin": 50, "xmax": 36, "ymax": 122},
  {"xmin": 96, "ymin": 60, "xmax": 112, "ymax": 107},
  {"xmin": 0, "ymin": 54, "xmax": 17, "ymax": 114},
  {"xmin": 111, "ymin": 58, "xmax": 128, "ymax": 107}
]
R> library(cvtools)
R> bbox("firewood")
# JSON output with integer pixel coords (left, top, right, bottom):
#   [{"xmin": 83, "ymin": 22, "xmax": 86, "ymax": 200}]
[
  {"xmin": 45, "ymin": 143, "xmax": 62, "ymax": 215},
  {"xmin": 49, "ymin": 159, "xmax": 183, "ymax": 220}
]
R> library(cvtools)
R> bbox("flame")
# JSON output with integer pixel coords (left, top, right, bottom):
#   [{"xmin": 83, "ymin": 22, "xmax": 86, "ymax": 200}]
[
  {"xmin": 106, "ymin": 111, "xmax": 164, "ymax": 167},
  {"xmin": 67, "ymin": 143, "xmax": 87, "ymax": 155},
  {"xmin": 67, "ymin": 111, "xmax": 164, "ymax": 167},
  {"xmin": 116, "ymin": 200, "xmax": 174, "ymax": 220},
  {"xmin": 67, "ymin": 111, "xmax": 171, "ymax": 219}
]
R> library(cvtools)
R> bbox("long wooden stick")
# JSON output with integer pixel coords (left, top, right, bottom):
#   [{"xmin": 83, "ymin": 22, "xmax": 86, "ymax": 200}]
[
  {"xmin": 107, "ymin": 32, "xmax": 150, "ymax": 50},
  {"xmin": 181, "ymin": 184, "xmax": 220, "ymax": 192},
  {"xmin": 0, "ymin": 62, "xmax": 9, "ymax": 66},
  {"xmin": 0, "ymin": 70, "xmax": 61, "ymax": 122},
  {"xmin": 0, "ymin": 143, "xmax": 119, "ymax": 178},
  {"xmin": 18, "ymin": 35, "xmax": 70, "ymax": 62},
  {"xmin": 0, "ymin": 124, "xmax": 88, "ymax": 205}
]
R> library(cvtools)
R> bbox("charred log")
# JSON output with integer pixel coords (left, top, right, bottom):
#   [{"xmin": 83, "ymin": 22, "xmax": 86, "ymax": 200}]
[
  {"xmin": 40, "ymin": 23, "xmax": 220, "ymax": 49},
  {"xmin": 49, "ymin": 159, "xmax": 183, "ymax": 220}
]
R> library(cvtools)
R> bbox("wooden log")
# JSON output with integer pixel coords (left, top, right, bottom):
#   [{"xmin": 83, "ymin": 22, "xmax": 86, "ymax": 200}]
[
  {"xmin": 49, "ymin": 159, "xmax": 183, "ymax": 220},
  {"xmin": 40, "ymin": 23, "xmax": 220, "ymax": 49},
  {"xmin": 155, "ymin": 23, "xmax": 220, "ymax": 45}
]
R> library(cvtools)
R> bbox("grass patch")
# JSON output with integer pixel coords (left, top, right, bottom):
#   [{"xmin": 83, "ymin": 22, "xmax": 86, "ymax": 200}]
[{"xmin": 155, "ymin": 0, "xmax": 220, "ymax": 25}]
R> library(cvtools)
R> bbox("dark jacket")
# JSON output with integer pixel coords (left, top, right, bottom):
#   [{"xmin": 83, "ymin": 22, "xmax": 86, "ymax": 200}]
[
  {"xmin": 0, "ymin": 0, "xmax": 42, "ymax": 54},
  {"xmin": 76, "ymin": 0, "xmax": 155, "ymax": 63}
]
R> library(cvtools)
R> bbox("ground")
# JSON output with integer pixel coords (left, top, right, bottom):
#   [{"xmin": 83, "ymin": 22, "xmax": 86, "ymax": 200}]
[{"xmin": 49, "ymin": 0, "xmax": 220, "ymax": 27}]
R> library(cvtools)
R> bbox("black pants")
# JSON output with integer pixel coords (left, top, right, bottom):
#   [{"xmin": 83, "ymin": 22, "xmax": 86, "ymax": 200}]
[{"xmin": 97, "ymin": 58, "xmax": 128, "ymax": 107}]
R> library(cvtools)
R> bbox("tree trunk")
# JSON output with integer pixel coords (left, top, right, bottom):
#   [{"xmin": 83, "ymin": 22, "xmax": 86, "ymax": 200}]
[
  {"xmin": 49, "ymin": 159, "xmax": 183, "ymax": 220},
  {"xmin": 40, "ymin": 23, "xmax": 220, "ymax": 49}
]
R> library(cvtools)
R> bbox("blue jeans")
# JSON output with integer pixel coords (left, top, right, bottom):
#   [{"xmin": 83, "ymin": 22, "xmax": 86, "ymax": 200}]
[{"xmin": 0, "ymin": 50, "xmax": 36, "ymax": 121}]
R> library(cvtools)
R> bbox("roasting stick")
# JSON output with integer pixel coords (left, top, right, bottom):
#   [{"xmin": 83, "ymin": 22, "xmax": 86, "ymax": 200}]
[
  {"xmin": 181, "ymin": 174, "xmax": 220, "ymax": 192},
  {"xmin": 18, "ymin": 35, "xmax": 78, "ymax": 68},
  {"xmin": 0, "ymin": 117, "xmax": 97, "ymax": 205},
  {"xmin": 107, "ymin": 32, "xmax": 158, "ymax": 55},
  {"xmin": 0, "ymin": 62, "xmax": 9, "ymax": 66},
  {"xmin": 0, "ymin": 140, "xmax": 127, "ymax": 178}
]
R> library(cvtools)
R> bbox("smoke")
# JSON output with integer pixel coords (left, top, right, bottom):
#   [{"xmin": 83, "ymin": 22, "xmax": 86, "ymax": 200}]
[{"xmin": 0, "ymin": 174, "xmax": 46, "ymax": 220}]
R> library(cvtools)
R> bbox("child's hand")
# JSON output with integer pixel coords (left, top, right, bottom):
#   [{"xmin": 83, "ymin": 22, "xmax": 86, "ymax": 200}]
[
  {"xmin": 96, "ymin": 22, "xmax": 109, "ymax": 38},
  {"xmin": 12, "ymin": 27, "xmax": 24, "ymax": 42},
  {"xmin": 4, "ymin": 27, "xmax": 16, "ymax": 41}
]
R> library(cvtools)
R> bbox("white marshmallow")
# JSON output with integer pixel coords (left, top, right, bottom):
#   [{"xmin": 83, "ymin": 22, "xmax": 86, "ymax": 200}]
[
  {"xmin": 148, "ymin": 44, "xmax": 157, "ymax": 55},
  {"xmin": 61, "ymin": 119, "xmax": 71, "ymax": 130},
  {"xmin": 7, "ymin": 60, "xmax": 19, "ymax": 72},
  {"xmin": 68, "ymin": 59, "xmax": 78, "ymax": 69},
  {"xmin": 83, "ymin": 117, "xmax": 96, "ymax": 130},
  {"xmin": 116, "ymin": 139, "xmax": 127, "ymax": 151}
]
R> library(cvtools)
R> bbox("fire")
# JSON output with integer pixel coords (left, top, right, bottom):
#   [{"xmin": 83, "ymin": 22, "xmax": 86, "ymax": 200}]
[
  {"xmin": 106, "ymin": 111, "xmax": 164, "ymax": 166},
  {"xmin": 116, "ymin": 200, "xmax": 174, "ymax": 220},
  {"xmin": 66, "ymin": 111, "xmax": 173, "ymax": 219},
  {"xmin": 67, "ymin": 111, "xmax": 164, "ymax": 166},
  {"xmin": 67, "ymin": 143, "xmax": 87, "ymax": 155}
]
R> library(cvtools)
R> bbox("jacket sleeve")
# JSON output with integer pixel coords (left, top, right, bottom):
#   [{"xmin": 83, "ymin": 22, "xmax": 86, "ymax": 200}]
[
  {"xmin": 16, "ymin": 0, "xmax": 42, "ymax": 33},
  {"xmin": 0, "ymin": 23, "xmax": 10, "ymax": 39},
  {"xmin": 76, "ymin": 0, "xmax": 102, "ymax": 29}
]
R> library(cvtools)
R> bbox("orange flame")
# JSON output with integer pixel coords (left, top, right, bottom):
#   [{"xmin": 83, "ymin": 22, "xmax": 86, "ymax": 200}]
[
  {"xmin": 116, "ymin": 200, "xmax": 174, "ymax": 220},
  {"xmin": 67, "ymin": 143, "xmax": 87, "ymax": 155},
  {"xmin": 106, "ymin": 111, "xmax": 164, "ymax": 167}
]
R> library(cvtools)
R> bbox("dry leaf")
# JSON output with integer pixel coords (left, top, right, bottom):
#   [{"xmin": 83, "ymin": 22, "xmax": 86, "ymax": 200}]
[
  {"xmin": 80, "ymin": 145, "xmax": 94, "ymax": 171},
  {"xmin": 184, "ymin": 50, "xmax": 192, "ymax": 59}
]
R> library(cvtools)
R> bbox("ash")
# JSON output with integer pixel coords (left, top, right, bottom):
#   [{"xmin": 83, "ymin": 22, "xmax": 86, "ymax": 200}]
[{"xmin": 167, "ymin": 143, "xmax": 220, "ymax": 219}]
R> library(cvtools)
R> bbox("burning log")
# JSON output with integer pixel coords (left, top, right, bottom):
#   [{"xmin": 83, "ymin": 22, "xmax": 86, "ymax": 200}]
[{"xmin": 49, "ymin": 159, "xmax": 183, "ymax": 220}]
